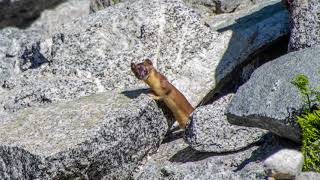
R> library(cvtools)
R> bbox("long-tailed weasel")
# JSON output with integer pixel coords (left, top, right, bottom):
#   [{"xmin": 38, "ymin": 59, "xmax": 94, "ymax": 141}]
[{"xmin": 131, "ymin": 59, "xmax": 194, "ymax": 128}]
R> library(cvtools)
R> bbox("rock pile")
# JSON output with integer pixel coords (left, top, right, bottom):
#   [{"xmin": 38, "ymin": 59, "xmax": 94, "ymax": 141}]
[{"xmin": 3, "ymin": 0, "xmax": 316, "ymax": 179}]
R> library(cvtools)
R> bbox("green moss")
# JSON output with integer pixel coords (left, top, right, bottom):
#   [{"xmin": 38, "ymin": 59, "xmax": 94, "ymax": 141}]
[
  {"xmin": 291, "ymin": 74, "xmax": 312, "ymax": 112},
  {"xmin": 297, "ymin": 110, "xmax": 320, "ymax": 172}
]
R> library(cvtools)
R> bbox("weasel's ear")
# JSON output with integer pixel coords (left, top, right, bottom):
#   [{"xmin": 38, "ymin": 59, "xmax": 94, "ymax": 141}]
[{"xmin": 144, "ymin": 59, "xmax": 153, "ymax": 66}]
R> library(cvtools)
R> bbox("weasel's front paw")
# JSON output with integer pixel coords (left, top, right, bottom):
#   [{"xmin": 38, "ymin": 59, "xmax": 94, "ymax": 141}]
[{"xmin": 147, "ymin": 91, "xmax": 163, "ymax": 100}]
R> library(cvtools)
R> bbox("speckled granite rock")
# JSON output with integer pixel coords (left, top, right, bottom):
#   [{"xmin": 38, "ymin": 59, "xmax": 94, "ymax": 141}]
[
  {"xmin": 264, "ymin": 149, "xmax": 303, "ymax": 179},
  {"xmin": 89, "ymin": 0, "xmax": 270, "ymax": 15},
  {"xmin": 0, "ymin": 146, "xmax": 43, "ymax": 179},
  {"xmin": 30, "ymin": 0, "xmax": 90, "ymax": 38},
  {"xmin": 185, "ymin": 94, "xmax": 267, "ymax": 153},
  {"xmin": 185, "ymin": 0, "xmax": 267, "ymax": 16},
  {"xmin": 286, "ymin": 0, "xmax": 320, "ymax": 52},
  {"xmin": 227, "ymin": 46, "xmax": 320, "ymax": 143},
  {"xmin": 0, "ymin": 92, "xmax": 168, "ymax": 179},
  {"xmin": 0, "ymin": 0, "xmax": 90, "ymax": 89},
  {"xmin": 0, "ymin": 0, "xmax": 288, "ymax": 114},
  {"xmin": 296, "ymin": 172, "xmax": 320, "ymax": 180},
  {"xmin": 0, "ymin": 28, "xmax": 42, "ymax": 85},
  {"xmin": 89, "ymin": 0, "xmax": 125, "ymax": 13}
]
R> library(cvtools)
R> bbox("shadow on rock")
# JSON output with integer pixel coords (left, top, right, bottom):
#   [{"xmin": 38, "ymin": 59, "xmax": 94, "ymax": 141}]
[
  {"xmin": 121, "ymin": 88, "xmax": 150, "ymax": 99},
  {"xmin": 201, "ymin": 2, "xmax": 289, "ymax": 105},
  {"xmin": 162, "ymin": 129, "xmax": 184, "ymax": 144},
  {"xmin": 234, "ymin": 133, "xmax": 299, "ymax": 172},
  {"xmin": 21, "ymin": 42, "xmax": 50, "ymax": 71},
  {"xmin": 168, "ymin": 135, "xmax": 264, "ymax": 163},
  {"xmin": 168, "ymin": 132, "xmax": 298, "ymax": 166}
]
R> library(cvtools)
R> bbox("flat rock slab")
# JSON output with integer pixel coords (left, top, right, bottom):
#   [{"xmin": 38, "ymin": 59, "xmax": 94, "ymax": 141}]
[
  {"xmin": 185, "ymin": 94, "xmax": 267, "ymax": 153},
  {"xmin": 0, "ymin": 91, "xmax": 168, "ymax": 179},
  {"xmin": 227, "ymin": 46, "xmax": 320, "ymax": 143}
]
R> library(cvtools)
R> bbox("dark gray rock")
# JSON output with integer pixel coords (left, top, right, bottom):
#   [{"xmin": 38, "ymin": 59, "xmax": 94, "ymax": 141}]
[
  {"xmin": 287, "ymin": 0, "xmax": 320, "ymax": 52},
  {"xmin": 0, "ymin": 146, "xmax": 43, "ymax": 179},
  {"xmin": 185, "ymin": 94, "xmax": 267, "ymax": 153},
  {"xmin": 0, "ymin": 92, "xmax": 168, "ymax": 179},
  {"xmin": 227, "ymin": 46, "xmax": 320, "ymax": 143},
  {"xmin": 0, "ymin": 0, "xmax": 65, "ymax": 28}
]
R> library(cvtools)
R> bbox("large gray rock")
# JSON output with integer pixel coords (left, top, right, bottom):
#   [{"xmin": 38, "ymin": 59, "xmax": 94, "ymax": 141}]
[
  {"xmin": 286, "ymin": 0, "xmax": 320, "ymax": 52},
  {"xmin": 227, "ymin": 46, "xmax": 320, "ymax": 143},
  {"xmin": 263, "ymin": 149, "xmax": 304, "ymax": 179},
  {"xmin": 185, "ymin": 94, "xmax": 267, "ymax": 153},
  {"xmin": 0, "ymin": 91, "xmax": 168, "ymax": 179},
  {"xmin": 0, "ymin": 0, "xmax": 65, "ymax": 28},
  {"xmin": 0, "ymin": 0, "xmax": 288, "ymax": 114}
]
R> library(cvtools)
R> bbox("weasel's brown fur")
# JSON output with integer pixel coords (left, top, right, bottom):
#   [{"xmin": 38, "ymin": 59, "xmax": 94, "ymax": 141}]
[{"xmin": 131, "ymin": 59, "xmax": 194, "ymax": 128}]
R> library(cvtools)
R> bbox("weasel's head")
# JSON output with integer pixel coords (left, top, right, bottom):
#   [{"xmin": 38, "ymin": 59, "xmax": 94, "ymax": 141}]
[{"xmin": 131, "ymin": 59, "xmax": 154, "ymax": 80}]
